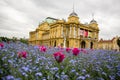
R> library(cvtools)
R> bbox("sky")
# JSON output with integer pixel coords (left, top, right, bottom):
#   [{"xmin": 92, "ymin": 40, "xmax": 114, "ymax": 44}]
[{"xmin": 0, "ymin": 0, "xmax": 120, "ymax": 40}]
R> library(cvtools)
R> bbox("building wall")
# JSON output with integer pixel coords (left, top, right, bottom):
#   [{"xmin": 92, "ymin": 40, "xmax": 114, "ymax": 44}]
[
  {"xmin": 98, "ymin": 37, "xmax": 119, "ymax": 51},
  {"xmin": 29, "ymin": 14, "xmax": 100, "ymax": 49},
  {"xmin": 29, "ymin": 12, "xmax": 120, "ymax": 51}
]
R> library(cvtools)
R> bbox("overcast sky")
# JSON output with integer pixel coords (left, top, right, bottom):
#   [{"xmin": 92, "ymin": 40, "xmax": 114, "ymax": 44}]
[{"xmin": 0, "ymin": 0, "xmax": 120, "ymax": 39}]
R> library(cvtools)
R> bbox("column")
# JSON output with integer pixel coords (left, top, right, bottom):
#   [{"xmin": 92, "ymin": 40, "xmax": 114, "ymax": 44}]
[
  {"xmin": 70, "ymin": 25, "xmax": 71, "ymax": 38},
  {"xmin": 36, "ymin": 32, "xmax": 38, "ymax": 40},
  {"xmin": 61, "ymin": 26, "xmax": 63, "ymax": 37},
  {"xmin": 74, "ymin": 27, "xmax": 76, "ymax": 38},
  {"xmin": 78, "ymin": 28, "xmax": 79, "ymax": 38},
  {"xmin": 63, "ymin": 36, "xmax": 66, "ymax": 48}
]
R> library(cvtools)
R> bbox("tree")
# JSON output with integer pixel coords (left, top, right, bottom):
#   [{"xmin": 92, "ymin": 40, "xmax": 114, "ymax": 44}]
[
  {"xmin": 117, "ymin": 37, "xmax": 120, "ymax": 51},
  {"xmin": 20, "ymin": 38, "xmax": 28, "ymax": 44},
  {"xmin": 12, "ymin": 37, "xmax": 17, "ymax": 42}
]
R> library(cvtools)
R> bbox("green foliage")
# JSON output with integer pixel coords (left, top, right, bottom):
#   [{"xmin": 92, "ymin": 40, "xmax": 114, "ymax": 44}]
[
  {"xmin": 20, "ymin": 38, "xmax": 28, "ymax": 44},
  {"xmin": 0, "ymin": 37, "xmax": 18, "ymax": 42},
  {"xmin": 0, "ymin": 37, "xmax": 28, "ymax": 44},
  {"xmin": 12, "ymin": 37, "xmax": 17, "ymax": 42},
  {"xmin": 0, "ymin": 37, "xmax": 10, "ymax": 42}
]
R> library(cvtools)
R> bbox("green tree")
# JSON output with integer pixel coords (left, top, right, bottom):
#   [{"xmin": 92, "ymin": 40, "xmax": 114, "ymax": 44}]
[
  {"xmin": 12, "ymin": 37, "xmax": 17, "ymax": 42},
  {"xmin": 20, "ymin": 38, "xmax": 28, "ymax": 44},
  {"xmin": 117, "ymin": 37, "xmax": 120, "ymax": 51}
]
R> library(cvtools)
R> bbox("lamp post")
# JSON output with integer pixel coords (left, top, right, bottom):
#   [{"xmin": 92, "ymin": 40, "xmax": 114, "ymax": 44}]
[{"xmin": 62, "ymin": 25, "xmax": 68, "ymax": 48}]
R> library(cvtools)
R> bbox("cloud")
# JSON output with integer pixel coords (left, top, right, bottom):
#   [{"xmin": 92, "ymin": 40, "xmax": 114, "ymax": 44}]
[{"xmin": 0, "ymin": 0, "xmax": 120, "ymax": 39}]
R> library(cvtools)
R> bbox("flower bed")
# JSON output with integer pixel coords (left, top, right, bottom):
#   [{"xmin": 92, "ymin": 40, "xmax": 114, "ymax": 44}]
[{"xmin": 0, "ymin": 42, "xmax": 120, "ymax": 80}]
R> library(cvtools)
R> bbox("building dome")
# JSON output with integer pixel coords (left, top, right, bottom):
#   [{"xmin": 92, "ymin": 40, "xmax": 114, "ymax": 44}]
[
  {"xmin": 89, "ymin": 19, "xmax": 99, "ymax": 30},
  {"xmin": 90, "ymin": 19, "xmax": 97, "ymax": 24},
  {"xmin": 69, "ymin": 11, "xmax": 78, "ymax": 16}
]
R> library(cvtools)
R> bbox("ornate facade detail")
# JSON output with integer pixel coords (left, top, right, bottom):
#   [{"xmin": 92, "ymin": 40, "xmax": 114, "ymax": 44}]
[{"xmin": 29, "ymin": 11, "xmax": 100, "ymax": 49}]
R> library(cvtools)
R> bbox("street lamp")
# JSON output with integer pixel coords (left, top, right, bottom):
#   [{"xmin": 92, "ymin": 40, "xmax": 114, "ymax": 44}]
[{"xmin": 62, "ymin": 25, "xmax": 69, "ymax": 48}]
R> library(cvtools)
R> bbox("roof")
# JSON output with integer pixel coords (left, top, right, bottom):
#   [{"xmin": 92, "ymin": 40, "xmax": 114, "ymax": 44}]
[
  {"xmin": 99, "ymin": 37, "xmax": 115, "ymax": 43},
  {"xmin": 46, "ymin": 17, "xmax": 58, "ymax": 20},
  {"xmin": 90, "ymin": 19, "xmax": 97, "ymax": 23},
  {"xmin": 45, "ymin": 17, "xmax": 58, "ymax": 24},
  {"xmin": 69, "ymin": 11, "xmax": 78, "ymax": 17}
]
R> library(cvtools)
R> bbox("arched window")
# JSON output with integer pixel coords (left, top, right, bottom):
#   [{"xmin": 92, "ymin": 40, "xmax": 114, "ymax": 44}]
[
  {"xmin": 54, "ymin": 40, "xmax": 56, "ymax": 47},
  {"xmin": 90, "ymin": 42, "xmax": 93, "ymax": 49},
  {"xmin": 81, "ymin": 41, "xmax": 86, "ymax": 48}
]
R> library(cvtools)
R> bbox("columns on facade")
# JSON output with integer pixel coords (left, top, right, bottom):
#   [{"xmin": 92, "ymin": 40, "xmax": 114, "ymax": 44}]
[
  {"xmin": 61, "ymin": 26, "xmax": 63, "ymax": 37},
  {"xmin": 70, "ymin": 25, "xmax": 71, "ymax": 38},
  {"xmin": 50, "ymin": 29, "xmax": 53, "ymax": 38},
  {"xmin": 56, "ymin": 28, "xmax": 57, "ymax": 38},
  {"xmin": 60, "ymin": 24, "xmax": 66, "ymax": 48},
  {"xmin": 74, "ymin": 26, "xmax": 75, "ymax": 38},
  {"xmin": 36, "ymin": 31, "xmax": 38, "ymax": 40},
  {"xmin": 36, "ymin": 31, "xmax": 38, "ymax": 45},
  {"xmin": 63, "ymin": 36, "xmax": 66, "ymax": 48},
  {"xmin": 78, "ymin": 28, "xmax": 79, "ymax": 38},
  {"xmin": 53, "ymin": 29, "xmax": 55, "ymax": 38}
]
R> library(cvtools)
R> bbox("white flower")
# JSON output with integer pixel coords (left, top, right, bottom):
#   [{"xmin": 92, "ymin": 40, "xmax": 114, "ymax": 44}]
[{"xmin": 35, "ymin": 72, "xmax": 42, "ymax": 77}]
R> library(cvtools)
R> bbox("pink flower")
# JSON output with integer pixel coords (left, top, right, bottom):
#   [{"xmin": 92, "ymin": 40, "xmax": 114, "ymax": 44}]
[
  {"xmin": 0, "ymin": 43, "xmax": 4, "ymax": 48},
  {"xmin": 80, "ymin": 49, "xmax": 88, "ymax": 54},
  {"xmin": 57, "ymin": 46, "xmax": 64, "ymax": 50},
  {"xmin": 66, "ymin": 48, "xmax": 71, "ymax": 53},
  {"xmin": 39, "ymin": 46, "xmax": 46, "ymax": 52},
  {"xmin": 18, "ymin": 51, "xmax": 27, "ymax": 58},
  {"xmin": 57, "ymin": 46, "xmax": 61, "ymax": 48},
  {"xmin": 53, "ymin": 51, "xmax": 65, "ymax": 63},
  {"xmin": 90, "ymin": 48, "xmax": 94, "ymax": 51},
  {"xmin": 72, "ymin": 48, "xmax": 80, "ymax": 56},
  {"xmin": 49, "ymin": 46, "xmax": 52, "ymax": 49},
  {"xmin": 60, "ymin": 47, "xmax": 64, "ymax": 50}
]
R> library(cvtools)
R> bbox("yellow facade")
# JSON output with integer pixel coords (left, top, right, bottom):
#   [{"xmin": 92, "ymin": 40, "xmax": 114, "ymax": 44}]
[
  {"xmin": 98, "ymin": 36, "xmax": 119, "ymax": 51},
  {"xmin": 29, "ymin": 11, "xmax": 99, "ymax": 49}
]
